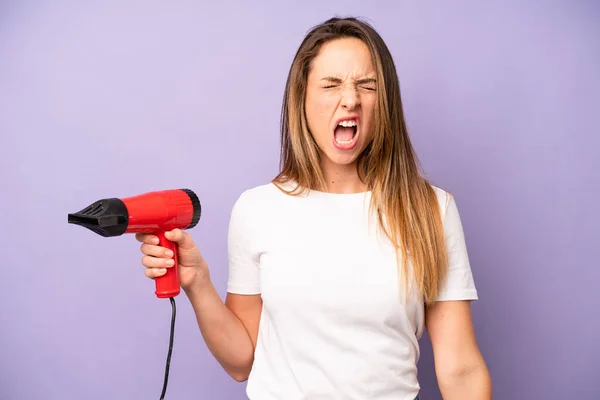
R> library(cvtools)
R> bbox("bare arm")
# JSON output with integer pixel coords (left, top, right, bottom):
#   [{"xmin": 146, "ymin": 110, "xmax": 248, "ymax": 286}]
[
  {"xmin": 137, "ymin": 223, "xmax": 263, "ymax": 383},
  {"xmin": 425, "ymin": 300, "xmax": 492, "ymax": 399},
  {"xmin": 184, "ymin": 277, "xmax": 262, "ymax": 382}
]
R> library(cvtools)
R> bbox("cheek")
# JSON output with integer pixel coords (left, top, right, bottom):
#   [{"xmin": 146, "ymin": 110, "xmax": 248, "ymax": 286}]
[
  {"xmin": 360, "ymin": 96, "xmax": 377, "ymax": 137},
  {"xmin": 306, "ymin": 92, "xmax": 336, "ymax": 133}
]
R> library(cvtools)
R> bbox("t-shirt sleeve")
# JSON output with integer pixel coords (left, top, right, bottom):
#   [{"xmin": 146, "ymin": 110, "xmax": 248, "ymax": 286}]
[
  {"xmin": 226, "ymin": 191, "xmax": 261, "ymax": 295},
  {"xmin": 436, "ymin": 192, "xmax": 479, "ymax": 302}
]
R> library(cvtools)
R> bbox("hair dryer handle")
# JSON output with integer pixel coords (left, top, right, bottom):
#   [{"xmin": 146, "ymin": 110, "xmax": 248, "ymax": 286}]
[{"xmin": 155, "ymin": 232, "xmax": 180, "ymax": 298}]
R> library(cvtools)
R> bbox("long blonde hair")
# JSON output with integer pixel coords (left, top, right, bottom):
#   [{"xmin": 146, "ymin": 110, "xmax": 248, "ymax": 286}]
[{"xmin": 273, "ymin": 17, "xmax": 448, "ymax": 304}]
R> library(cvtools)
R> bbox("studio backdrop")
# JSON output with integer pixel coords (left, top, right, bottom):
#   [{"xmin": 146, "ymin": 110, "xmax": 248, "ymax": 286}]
[{"xmin": 1, "ymin": 1, "xmax": 598, "ymax": 399}]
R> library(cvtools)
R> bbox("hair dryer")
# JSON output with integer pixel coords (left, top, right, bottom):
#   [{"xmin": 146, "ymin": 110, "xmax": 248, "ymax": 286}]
[{"xmin": 67, "ymin": 188, "xmax": 201, "ymax": 298}]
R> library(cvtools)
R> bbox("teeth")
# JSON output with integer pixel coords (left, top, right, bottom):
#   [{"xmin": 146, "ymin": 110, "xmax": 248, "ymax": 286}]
[
  {"xmin": 335, "ymin": 138, "xmax": 354, "ymax": 144},
  {"xmin": 338, "ymin": 120, "xmax": 357, "ymax": 128}
]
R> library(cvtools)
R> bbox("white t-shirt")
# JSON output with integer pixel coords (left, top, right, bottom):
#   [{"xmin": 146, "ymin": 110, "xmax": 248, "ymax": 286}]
[{"xmin": 226, "ymin": 181, "xmax": 478, "ymax": 400}]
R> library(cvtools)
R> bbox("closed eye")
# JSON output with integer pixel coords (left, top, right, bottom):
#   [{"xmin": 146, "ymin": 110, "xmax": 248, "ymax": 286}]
[
  {"xmin": 321, "ymin": 84, "xmax": 375, "ymax": 90},
  {"xmin": 320, "ymin": 77, "xmax": 377, "ymax": 91},
  {"xmin": 357, "ymin": 78, "xmax": 377, "ymax": 91}
]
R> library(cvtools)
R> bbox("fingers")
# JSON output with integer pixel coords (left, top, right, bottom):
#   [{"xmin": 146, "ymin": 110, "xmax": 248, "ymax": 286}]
[
  {"xmin": 135, "ymin": 229, "xmax": 198, "ymax": 281},
  {"xmin": 138, "ymin": 237, "xmax": 175, "ymax": 280},
  {"xmin": 136, "ymin": 230, "xmax": 194, "ymax": 250},
  {"xmin": 164, "ymin": 229, "xmax": 184, "ymax": 242},
  {"xmin": 135, "ymin": 233, "xmax": 159, "ymax": 245},
  {"xmin": 145, "ymin": 267, "xmax": 167, "ymax": 279},
  {"xmin": 140, "ymin": 253, "xmax": 174, "ymax": 280},
  {"xmin": 141, "ymin": 253, "xmax": 174, "ymax": 268},
  {"xmin": 164, "ymin": 229, "xmax": 195, "ymax": 250},
  {"xmin": 140, "ymin": 242, "xmax": 174, "ymax": 258}
]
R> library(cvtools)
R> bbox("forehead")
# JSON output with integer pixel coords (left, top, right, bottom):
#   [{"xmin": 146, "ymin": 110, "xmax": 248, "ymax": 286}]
[{"xmin": 310, "ymin": 37, "xmax": 375, "ymax": 78}]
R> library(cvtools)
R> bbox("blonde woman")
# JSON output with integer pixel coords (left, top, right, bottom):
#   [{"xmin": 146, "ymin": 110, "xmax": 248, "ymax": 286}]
[{"xmin": 137, "ymin": 17, "xmax": 492, "ymax": 400}]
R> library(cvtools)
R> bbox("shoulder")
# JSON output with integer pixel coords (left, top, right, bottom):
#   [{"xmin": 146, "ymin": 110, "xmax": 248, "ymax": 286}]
[
  {"xmin": 227, "ymin": 181, "xmax": 291, "ymax": 242},
  {"xmin": 233, "ymin": 181, "xmax": 284, "ymax": 207},
  {"xmin": 428, "ymin": 183, "xmax": 469, "ymax": 249},
  {"xmin": 229, "ymin": 181, "xmax": 288, "ymax": 220},
  {"xmin": 429, "ymin": 183, "xmax": 455, "ymax": 220}
]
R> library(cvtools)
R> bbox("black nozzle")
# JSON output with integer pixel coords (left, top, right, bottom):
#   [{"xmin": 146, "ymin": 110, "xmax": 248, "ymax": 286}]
[
  {"xmin": 68, "ymin": 198, "xmax": 129, "ymax": 237},
  {"xmin": 181, "ymin": 188, "xmax": 201, "ymax": 229}
]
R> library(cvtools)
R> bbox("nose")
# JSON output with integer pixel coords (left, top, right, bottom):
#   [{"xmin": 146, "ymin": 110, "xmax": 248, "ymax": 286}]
[{"xmin": 340, "ymin": 86, "xmax": 360, "ymax": 110}]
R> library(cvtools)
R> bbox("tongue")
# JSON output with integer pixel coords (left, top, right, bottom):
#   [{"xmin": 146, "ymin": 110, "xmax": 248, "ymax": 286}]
[{"xmin": 334, "ymin": 126, "xmax": 354, "ymax": 141}]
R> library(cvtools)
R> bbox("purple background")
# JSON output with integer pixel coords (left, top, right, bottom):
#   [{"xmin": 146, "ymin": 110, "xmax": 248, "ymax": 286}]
[{"xmin": 1, "ymin": 1, "xmax": 599, "ymax": 399}]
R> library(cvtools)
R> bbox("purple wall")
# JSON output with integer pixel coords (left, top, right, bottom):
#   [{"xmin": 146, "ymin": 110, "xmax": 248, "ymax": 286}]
[{"xmin": 1, "ymin": 1, "xmax": 598, "ymax": 399}]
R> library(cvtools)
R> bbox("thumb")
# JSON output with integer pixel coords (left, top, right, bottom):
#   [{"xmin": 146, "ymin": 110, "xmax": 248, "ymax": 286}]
[{"xmin": 164, "ymin": 229, "xmax": 195, "ymax": 250}]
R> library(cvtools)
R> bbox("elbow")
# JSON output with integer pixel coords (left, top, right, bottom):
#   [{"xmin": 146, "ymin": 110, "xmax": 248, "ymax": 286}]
[
  {"xmin": 225, "ymin": 356, "xmax": 254, "ymax": 383},
  {"xmin": 445, "ymin": 360, "xmax": 490, "ymax": 381},
  {"xmin": 216, "ymin": 338, "xmax": 256, "ymax": 383},
  {"xmin": 228, "ymin": 366, "xmax": 251, "ymax": 382},
  {"xmin": 437, "ymin": 361, "xmax": 492, "ymax": 397},
  {"xmin": 231, "ymin": 372, "xmax": 249, "ymax": 382},
  {"xmin": 446, "ymin": 360, "xmax": 487, "ymax": 379}
]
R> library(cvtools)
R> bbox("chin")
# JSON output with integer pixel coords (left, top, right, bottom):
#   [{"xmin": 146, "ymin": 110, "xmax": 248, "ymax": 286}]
[{"xmin": 323, "ymin": 148, "xmax": 362, "ymax": 166}]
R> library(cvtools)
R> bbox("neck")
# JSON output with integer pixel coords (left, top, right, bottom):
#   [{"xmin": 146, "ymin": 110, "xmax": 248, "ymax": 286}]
[{"xmin": 321, "ymin": 158, "xmax": 367, "ymax": 194}]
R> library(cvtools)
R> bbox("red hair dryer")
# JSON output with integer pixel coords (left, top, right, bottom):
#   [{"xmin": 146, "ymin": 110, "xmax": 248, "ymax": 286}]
[{"xmin": 68, "ymin": 188, "xmax": 201, "ymax": 298}]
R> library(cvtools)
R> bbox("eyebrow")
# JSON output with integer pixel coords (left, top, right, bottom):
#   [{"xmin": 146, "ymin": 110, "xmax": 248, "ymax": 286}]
[{"xmin": 320, "ymin": 76, "xmax": 377, "ymax": 85}]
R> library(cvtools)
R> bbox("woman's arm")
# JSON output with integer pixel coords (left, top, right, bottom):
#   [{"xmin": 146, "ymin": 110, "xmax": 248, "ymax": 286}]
[
  {"xmin": 184, "ymin": 279, "xmax": 262, "ymax": 382},
  {"xmin": 425, "ymin": 300, "xmax": 492, "ymax": 399}
]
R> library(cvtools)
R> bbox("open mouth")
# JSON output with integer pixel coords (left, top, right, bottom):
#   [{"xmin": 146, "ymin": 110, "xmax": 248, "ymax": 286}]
[{"xmin": 333, "ymin": 117, "xmax": 359, "ymax": 150}]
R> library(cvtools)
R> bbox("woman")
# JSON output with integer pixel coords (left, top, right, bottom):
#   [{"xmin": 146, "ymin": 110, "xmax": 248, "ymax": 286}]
[{"xmin": 137, "ymin": 17, "xmax": 492, "ymax": 399}]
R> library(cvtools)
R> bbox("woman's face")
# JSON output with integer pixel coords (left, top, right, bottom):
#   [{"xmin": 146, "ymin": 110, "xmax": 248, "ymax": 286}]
[{"xmin": 305, "ymin": 37, "xmax": 377, "ymax": 171}]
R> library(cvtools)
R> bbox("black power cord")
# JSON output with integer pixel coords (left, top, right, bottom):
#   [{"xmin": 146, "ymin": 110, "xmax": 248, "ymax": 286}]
[{"xmin": 160, "ymin": 297, "xmax": 176, "ymax": 400}]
